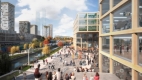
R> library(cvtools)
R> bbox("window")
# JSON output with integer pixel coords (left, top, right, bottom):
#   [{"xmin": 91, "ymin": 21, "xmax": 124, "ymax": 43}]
[
  {"xmin": 139, "ymin": 0, "xmax": 142, "ymax": 27},
  {"xmin": 79, "ymin": 13, "xmax": 87, "ymax": 18},
  {"xmin": 113, "ymin": 1, "xmax": 132, "ymax": 31},
  {"xmin": 113, "ymin": 0, "xmax": 122, "ymax": 7},
  {"xmin": 88, "ymin": 26, "xmax": 97, "ymax": 31},
  {"xmin": 113, "ymin": 60, "xmax": 132, "ymax": 80},
  {"xmin": 88, "ymin": 13, "xmax": 97, "ymax": 18},
  {"xmin": 88, "ymin": 19, "xmax": 97, "ymax": 25},
  {"xmin": 79, "ymin": 26, "xmax": 87, "ymax": 31},
  {"xmin": 138, "ymin": 33, "xmax": 142, "ymax": 66},
  {"xmin": 102, "ymin": 0, "xmax": 110, "ymax": 15},
  {"xmin": 113, "ymin": 34, "xmax": 132, "ymax": 61},
  {"xmin": 79, "ymin": 19, "xmax": 87, "ymax": 25},
  {"xmin": 102, "ymin": 15, "xmax": 110, "ymax": 33},
  {"xmin": 102, "ymin": 36, "xmax": 110, "ymax": 53},
  {"xmin": 102, "ymin": 55, "xmax": 109, "ymax": 73},
  {"xmin": 138, "ymin": 71, "xmax": 142, "ymax": 80}
]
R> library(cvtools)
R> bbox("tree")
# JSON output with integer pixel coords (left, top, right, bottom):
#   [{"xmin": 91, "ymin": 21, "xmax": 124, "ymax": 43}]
[
  {"xmin": 42, "ymin": 45, "xmax": 50, "ymax": 55},
  {"xmin": 0, "ymin": 54, "xmax": 12, "ymax": 75},
  {"xmin": 16, "ymin": 46, "xmax": 20, "ymax": 52},
  {"xmin": 24, "ymin": 43, "xmax": 28, "ymax": 50},
  {"xmin": 10, "ymin": 46, "xmax": 16, "ymax": 55},
  {"xmin": 29, "ymin": 43, "xmax": 32, "ymax": 48},
  {"xmin": 31, "ymin": 43, "xmax": 35, "ymax": 49},
  {"xmin": 58, "ymin": 41, "xmax": 63, "ymax": 47},
  {"xmin": 39, "ymin": 42, "xmax": 43, "ymax": 48}
]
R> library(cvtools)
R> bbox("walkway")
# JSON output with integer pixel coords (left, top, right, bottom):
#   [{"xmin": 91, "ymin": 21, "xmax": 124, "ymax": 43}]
[{"xmin": 16, "ymin": 47, "xmax": 120, "ymax": 80}]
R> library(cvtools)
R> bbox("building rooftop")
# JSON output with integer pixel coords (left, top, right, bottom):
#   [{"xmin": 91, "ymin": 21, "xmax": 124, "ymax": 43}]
[{"xmin": 1, "ymin": 2, "xmax": 15, "ymax": 7}]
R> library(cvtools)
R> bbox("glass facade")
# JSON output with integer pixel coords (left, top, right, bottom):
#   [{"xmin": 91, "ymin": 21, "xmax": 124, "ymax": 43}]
[
  {"xmin": 113, "ymin": 1, "xmax": 132, "ymax": 31},
  {"xmin": 88, "ymin": 19, "xmax": 97, "ymax": 25},
  {"xmin": 76, "ymin": 33, "xmax": 99, "ymax": 49},
  {"xmin": 88, "ymin": 13, "xmax": 97, "ymax": 18},
  {"xmin": 138, "ymin": 33, "xmax": 142, "ymax": 65},
  {"xmin": 139, "ymin": 0, "xmax": 142, "ymax": 27},
  {"xmin": 79, "ymin": 26, "xmax": 87, "ymax": 31},
  {"xmin": 113, "ymin": 60, "xmax": 132, "ymax": 80},
  {"xmin": 102, "ymin": 0, "xmax": 110, "ymax": 15},
  {"xmin": 102, "ymin": 55, "xmax": 109, "ymax": 73},
  {"xmin": 88, "ymin": 26, "xmax": 97, "ymax": 31},
  {"xmin": 113, "ymin": 34, "xmax": 132, "ymax": 60},
  {"xmin": 79, "ymin": 20, "xmax": 87, "ymax": 25},
  {"xmin": 113, "ymin": 0, "xmax": 122, "ymax": 7},
  {"xmin": 138, "ymin": 72, "xmax": 142, "ymax": 80},
  {"xmin": 79, "ymin": 13, "xmax": 87, "ymax": 18},
  {"xmin": 102, "ymin": 16, "xmax": 110, "ymax": 33},
  {"xmin": 102, "ymin": 36, "xmax": 110, "ymax": 53}
]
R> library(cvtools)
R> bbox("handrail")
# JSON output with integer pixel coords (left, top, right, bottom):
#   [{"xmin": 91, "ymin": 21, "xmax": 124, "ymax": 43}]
[{"xmin": 0, "ymin": 70, "xmax": 19, "ymax": 78}]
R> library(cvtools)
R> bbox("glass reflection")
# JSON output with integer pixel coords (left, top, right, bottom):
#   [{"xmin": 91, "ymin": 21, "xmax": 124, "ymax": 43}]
[
  {"xmin": 79, "ymin": 20, "xmax": 87, "ymax": 25},
  {"xmin": 102, "ymin": 36, "xmax": 110, "ymax": 53},
  {"xmin": 138, "ymin": 72, "xmax": 142, "ymax": 80},
  {"xmin": 102, "ymin": 0, "xmax": 110, "ymax": 15},
  {"xmin": 79, "ymin": 26, "xmax": 87, "ymax": 31},
  {"xmin": 79, "ymin": 13, "xmax": 87, "ymax": 18},
  {"xmin": 88, "ymin": 13, "xmax": 97, "ymax": 18},
  {"xmin": 113, "ymin": 0, "xmax": 122, "ymax": 7},
  {"xmin": 88, "ymin": 26, "xmax": 97, "ymax": 31},
  {"xmin": 102, "ymin": 55, "xmax": 109, "ymax": 73},
  {"xmin": 113, "ymin": 1, "xmax": 132, "ymax": 31},
  {"xmin": 88, "ymin": 19, "xmax": 97, "ymax": 25},
  {"xmin": 113, "ymin": 60, "xmax": 132, "ymax": 80},
  {"xmin": 139, "ymin": 0, "xmax": 142, "ymax": 27},
  {"xmin": 138, "ymin": 33, "xmax": 142, "ymax": 65},
  {"xmin": 102, "ymin": 16, "xmax": 110, "ymax": 33},
  {"xmin": 113, "ymin": 34, "xmax": 132, "ymax": 60}
]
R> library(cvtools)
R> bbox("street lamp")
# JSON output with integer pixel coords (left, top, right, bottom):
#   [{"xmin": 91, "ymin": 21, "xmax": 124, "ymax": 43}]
[{"xmin": 28, "ymin": 47, "xmax": 32, "ymax": 65}]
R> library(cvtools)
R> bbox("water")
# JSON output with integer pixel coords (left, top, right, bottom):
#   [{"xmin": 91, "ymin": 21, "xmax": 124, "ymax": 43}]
[{"xmin": 11, "ymin": 52, "xmax": 42, "ymax": 69}]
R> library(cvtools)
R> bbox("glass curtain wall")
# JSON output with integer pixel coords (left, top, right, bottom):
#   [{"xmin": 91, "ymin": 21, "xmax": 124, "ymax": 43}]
[
  {"xmin": 113, "ymin": 34, "xmax": 132, "ymax": 61},
  {"xmin": 102, "ymin": 36, "xmax": 110, "ymax": 53},
  {"xmin": 113, "ymin": 60, "xmax": 132, "ymax": 80},
  {"xmin": 102, "ymin": 55, "xmax": 110, "ymax": 73},
  {"xmin": 102, "ymin": 0, "xmax": 110, "ymax": 15},
  {"xmin": 113, "ymin": 1, "xmax": 132, "ymax": 31},
  {"xmin": 102, "ymin": 16, "xmax": 110, "ymax": 33}
]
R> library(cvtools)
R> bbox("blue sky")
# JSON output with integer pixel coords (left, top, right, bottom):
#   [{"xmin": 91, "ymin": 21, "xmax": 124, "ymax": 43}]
[{"xmin": 2, "ymin": 0, "xmax": 98, "ymax": 37}]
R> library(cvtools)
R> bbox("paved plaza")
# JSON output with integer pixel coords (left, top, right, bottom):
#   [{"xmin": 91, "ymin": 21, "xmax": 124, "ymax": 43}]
[{"xmin": 16, "ymin": 47, "xmax": 120, "ymax": 80}]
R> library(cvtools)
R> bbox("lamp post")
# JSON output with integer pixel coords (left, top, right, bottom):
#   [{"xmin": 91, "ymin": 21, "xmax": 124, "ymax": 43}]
[{"xmin": 28, "ymin": 47, "xmax": 32, "ymax": 65}]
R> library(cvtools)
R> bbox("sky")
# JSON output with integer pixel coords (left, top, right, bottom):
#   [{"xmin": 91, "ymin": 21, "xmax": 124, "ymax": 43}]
[{"xmin": 1, "ymin": 0, "xmax": 99, "ymax": 37}]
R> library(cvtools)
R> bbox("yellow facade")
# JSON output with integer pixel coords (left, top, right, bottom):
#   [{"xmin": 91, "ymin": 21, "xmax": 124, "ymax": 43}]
[{"xmin": 99, "ymin": 0, "xmax": 142, "ymax": 80}]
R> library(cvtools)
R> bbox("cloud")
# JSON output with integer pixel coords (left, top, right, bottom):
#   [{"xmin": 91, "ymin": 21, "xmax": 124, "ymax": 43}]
[
  {"xmin": 15, "ymin": 0, "xmax": 88, "ymax": 33},
  {"xmin": 53, "ymin": 14, "xmax": 74, "ymax": 36}
]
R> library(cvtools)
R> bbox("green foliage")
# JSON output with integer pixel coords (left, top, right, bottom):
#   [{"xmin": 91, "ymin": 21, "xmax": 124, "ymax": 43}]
[
  {"xmin": 0, "ymin": 54, "xmax": 12, "ymax": 75},
  {"xmin": 22, "ymin": 65, "xmax": 30, "ymax": 71}
]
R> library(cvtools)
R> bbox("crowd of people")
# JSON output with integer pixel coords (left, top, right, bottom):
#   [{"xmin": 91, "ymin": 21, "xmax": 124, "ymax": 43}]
[{"xmin": 30, "ymin": 46, "xmax": 100, "ymax": 80}]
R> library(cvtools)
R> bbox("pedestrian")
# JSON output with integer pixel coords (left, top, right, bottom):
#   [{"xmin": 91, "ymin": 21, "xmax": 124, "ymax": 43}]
[
  {"xmin": 43, "ymin": 59, "xmax": 45, "ymax": 65},
  {"xmin": 94, "ymin": 72, "xmax": 99, "ymax": 80},
  {"xmin": 23, "ymin": 73, "xmax": 27, "ymax": 80},
  {"xmin": 46, "ymin": 59, "xmax": 48, "ymax": 65}
]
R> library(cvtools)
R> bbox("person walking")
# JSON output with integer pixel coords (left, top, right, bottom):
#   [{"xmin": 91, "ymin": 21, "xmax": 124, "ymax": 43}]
[
  {"xmin": 43, "ymin": 59, "xmax": 45, "ymax": 65},
  {"xmin": 34, "ymin": 68, "xmax": 42, "ymax": 80},
  {"xmin": 94, "ymin": 72, "xmax": 99, "ymax": 80},
  {"xmin": 46, "ymin": 59, "xmax": 48, "ymax": 65},
  {"xmin": 56, "ymin": 68, "xmax": 61, "ymax": 80}
]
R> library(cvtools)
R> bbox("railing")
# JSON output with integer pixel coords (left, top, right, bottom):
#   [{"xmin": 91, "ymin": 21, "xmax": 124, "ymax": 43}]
[{"xmin": 0, "ymin": 70, "xmax": 19, "ymax": 80}]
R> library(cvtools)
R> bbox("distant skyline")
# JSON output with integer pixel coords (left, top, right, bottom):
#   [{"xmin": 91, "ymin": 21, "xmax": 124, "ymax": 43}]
[{"xmin": 1, "ymin": 0, "xmax": 99, "ymax": 37}]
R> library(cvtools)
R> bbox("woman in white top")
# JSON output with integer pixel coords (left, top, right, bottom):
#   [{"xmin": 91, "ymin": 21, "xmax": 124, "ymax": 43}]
[
  {"xmin": 52, "ymin": 71, "xmax": 56, "ymax": 80},
  {"xmin": 71, "ymin": 73, "xmax": 75, "ymax": 80},
  {"xmin": 89, "ymin": 75, "xmax": 93, "ymax": 80}
]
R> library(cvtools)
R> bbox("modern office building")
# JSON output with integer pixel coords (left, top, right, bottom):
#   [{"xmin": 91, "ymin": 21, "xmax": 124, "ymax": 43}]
[
  {"xmin": 73, "ymin": 12, "xmax": 99, "ymax": 51},
  {"xmin": 1, "ymin": 2, "xmax": 15, "ymax": 31},
  {"xmin": 30, "ymin": 25, "xmax": 38, "ymax": 35},
  {"xmin": 99, "ymin": 0, "xmax": 142, "ymax": 80},
  {"xmin": 19, "ymin": 21, "xmax": 30, "ymax": 33},
  {"xmin": 42, "ymin": 24, "xmax": 53, "ymax": 38}
]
